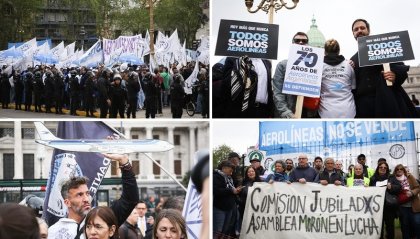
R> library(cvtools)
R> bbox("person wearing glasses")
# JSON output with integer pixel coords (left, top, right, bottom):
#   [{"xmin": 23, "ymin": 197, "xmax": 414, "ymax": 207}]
[
  {"xmin": 318, "ymin": 39, "xmax": 356, "ymax": 118},
  {"xmin": 288, "ymin": 154, "xmax": 317, "ymax": 183},
  {"xmin": 369, "ymin": 161, "xmax": 401, "ymax": 239},
  {"xmin": 272, "ymin": 32, "xmax": 309, "ymax": 118},
  {"xmin": 393, "ymin": 164, "xmax": 420, "ymax": 239},
  {"xmin": 357, "ymin": 154, "xmax": 375, "ymax": 179},
  {"xmin": 350, "ymin": 19, "xmax": 417, "ymax": 118}
]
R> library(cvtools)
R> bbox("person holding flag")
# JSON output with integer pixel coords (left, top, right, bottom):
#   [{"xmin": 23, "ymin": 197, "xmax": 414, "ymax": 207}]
[{"xmin": 48, "ymin": 153, "xmax": 139, "ymax": 239}]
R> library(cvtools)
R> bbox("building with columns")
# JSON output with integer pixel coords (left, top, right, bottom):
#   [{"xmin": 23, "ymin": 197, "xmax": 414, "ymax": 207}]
[{"xmin": 0, "ymin": 121, "xmax": 209, "ymax": 203}]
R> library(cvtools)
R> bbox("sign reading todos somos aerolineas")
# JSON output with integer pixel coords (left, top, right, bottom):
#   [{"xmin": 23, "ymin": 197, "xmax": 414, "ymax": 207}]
[
  {"xmin": 240, "ymin": 182, "xmax": 386, "ymax": 239},
  {"xmin": 215, "ymin": 19, "xmax": 279, "ymax": 59},
  {"xmin": 358, "ymin": 30, "xmax": 414, "ymax": 67},
  {"xmin": 282, "ymin": 44, "xmax": 324, "ymax": 97}
]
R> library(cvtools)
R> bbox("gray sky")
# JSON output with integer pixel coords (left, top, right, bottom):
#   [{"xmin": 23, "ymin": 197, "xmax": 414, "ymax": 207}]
[
  {"xmin": 211, "ymin": 0, "xmax": 420, "ymax": 66},
  {"xmin": 212, "ymin": 121, "xmax": 420, "ymax": 155}
]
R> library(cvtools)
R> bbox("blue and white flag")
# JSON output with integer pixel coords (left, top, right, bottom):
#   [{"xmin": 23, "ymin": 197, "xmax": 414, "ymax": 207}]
[
  {"xmin": 42, "ymin": 121, "xmax": 123, "ymax": 226},
  {"xmin": 78, "ymin": 40, "xmax": 103, "ymax": 67}
]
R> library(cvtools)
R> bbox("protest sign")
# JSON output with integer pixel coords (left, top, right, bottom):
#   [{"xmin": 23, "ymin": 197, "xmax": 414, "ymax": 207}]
[
  {"xmin": 357, "ymin": 31, "xmax": 414, "ymax": 67},
  {"xmin": 215, "ymin": 19, "xmax": 278, "ymax": 59},
  {"xmin": 258, "ymin": 121, "xmax": 417, "ymax": 176},
  {"xmin": 282, "ymin": 44, "xmax": 324, "ymax": 98},
  {"xmin": 240, "ymin": 182, "xmax": 386, "ymax": 239}
]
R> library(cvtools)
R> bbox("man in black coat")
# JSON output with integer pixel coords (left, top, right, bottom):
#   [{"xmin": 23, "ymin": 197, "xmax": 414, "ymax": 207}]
[
  {"xmin": 97, "ymin": 69, "xmax": 112, "ymax": 118},
  {"xmin": 214, "ymin": 56, "xmax": 274, "ymax": 118},
  {"xmin": 69, "ymin": 70, "xmax": 80, "ymax": 116},
  {"xmin": 84, "ymin": 71, "xmax": 96, "ymax": 117},
  {"xmin": 124, "ymin": 71, "xmax": 141, "ymax": 118},
  {"xmin": 24, "ymin": 72, "xmax": 34, "ymax": 111},
  {"xmin": 54, "ymin": 72, "xmax": 65, "ymax": 114},
  {"xmin": 13, "ymin": 72, "xmax": 24, "ymax": 110},
  {"xmin": 350, "ymin": 18, "xmax": 418, "ymax": 118},
  {"xmin": 33, "ymin": 71, "xmax": 44, "ymax": 112},
  {"xmin": 143, "ymin": 73, "xmax": 158, "ymax": 118},
  {"xmin": 44, "ymin": 71, "xmax": 55, "ymax": 113},
  {"xmin": 0, "ymin": 72, "xmax": 11, "ymax": 109}
]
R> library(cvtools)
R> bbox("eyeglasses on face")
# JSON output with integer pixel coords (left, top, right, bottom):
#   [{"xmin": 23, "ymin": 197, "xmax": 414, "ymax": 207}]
[
  {"xmin": 396, "ymin": 168, "xmax": 404, "ymax": 171},
  {"xmin": 378, "ymin": 166, "xmax": 387, "ymax": 169},
  {"xmin": 293, "ymin": 38, "xmax": 308, "ymax": 44},
  {"xmin": 298, "ymin": 157, "xmax": 307, "ymax": 160}
]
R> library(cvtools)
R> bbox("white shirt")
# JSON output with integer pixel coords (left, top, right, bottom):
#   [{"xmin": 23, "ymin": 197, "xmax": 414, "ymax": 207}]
[
  {"xmin": 137, "ymin": 216, "xmax": 147, "ymax": 236},
  {"xmin": 48, "ymin": 217, "xmax": 85, "ymax": 239},
  {"xmin": 251, "ymin": 58, "xmax": 268, "ymax": 104}
]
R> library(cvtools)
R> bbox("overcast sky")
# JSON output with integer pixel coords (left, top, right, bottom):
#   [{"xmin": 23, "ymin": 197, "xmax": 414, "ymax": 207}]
[
  {"xmin": 211, "ymin": 0, "xmax": 420, "ymax": 66},
  {"xmin": 212, "ymin": 121, "xmax": 420, "ymax": 155}
]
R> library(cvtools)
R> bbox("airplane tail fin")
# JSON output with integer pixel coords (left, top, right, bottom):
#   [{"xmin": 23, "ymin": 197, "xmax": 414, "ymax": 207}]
[{"xmin": 34, "ymin": 122, "xmax": 61, "ymax": 141}]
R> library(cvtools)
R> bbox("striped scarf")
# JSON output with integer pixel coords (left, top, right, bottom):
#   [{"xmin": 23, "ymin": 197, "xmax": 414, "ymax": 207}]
[{"xmin": 230, "ymin": 56, "xmax": 258, "ymax": 112}]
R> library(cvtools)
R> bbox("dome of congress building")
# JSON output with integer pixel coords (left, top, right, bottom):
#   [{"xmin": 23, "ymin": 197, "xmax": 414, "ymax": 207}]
[{"xmin": 306, "ymin": 16, "xmax": 326, "ymax": 48}]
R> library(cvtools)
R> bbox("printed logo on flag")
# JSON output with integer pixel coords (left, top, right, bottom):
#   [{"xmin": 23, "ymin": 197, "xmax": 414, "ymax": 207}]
[{"xmin": 47, "ymin": 153, "xmax": 83, "ymax": 217}]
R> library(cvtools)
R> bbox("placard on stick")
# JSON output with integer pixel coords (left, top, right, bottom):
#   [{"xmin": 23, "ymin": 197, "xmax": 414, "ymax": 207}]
[{"xmin": 357, "ymin": 30, "xmax": 415, "ymax": 86}]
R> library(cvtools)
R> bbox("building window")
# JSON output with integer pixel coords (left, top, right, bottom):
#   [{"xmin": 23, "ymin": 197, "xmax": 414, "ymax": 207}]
[
  {"xmin": 174, "ymin": 135, "xmax": 181, "ymax": 145},
  {"xmin": 174, "ymin": 160, "xmax": 181, "ymax": 175},
  {"xmin": 132, "ymin": 135, "xmax": 139, "ymax": 139},
  {"xmin": 22, "ymin": 128, "xmax": 35, "ymax": 139},
  {"xmin": 3, "ymin": 154, "xmax": 14, "ymax": 179},
  {"xmin": 0, "ymin": 128, "xmax": 14, "ymax": 137},
  {"xmin": 153, "ymin": 135, "xmax": 160, "ymax": 140},
  {"xmin": 132, "ymin": 160, "xmax": 139, "ymax": 175},
  {"xmin": 23, "ymin": 154, "xmax": 34, "ymax": 179},
  {"xmin": 153, "ymin": 160, "xmax": 161, "ymax": 175}
]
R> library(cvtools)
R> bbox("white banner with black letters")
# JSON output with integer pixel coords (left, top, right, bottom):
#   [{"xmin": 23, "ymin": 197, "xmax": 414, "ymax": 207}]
[
  {"xmin": 282, "ymin": 44, "xmax": 324, "ymax": 97},
  {"xmin": 240, "ymin": 182, "xmax": 385, "ymax": 239}
]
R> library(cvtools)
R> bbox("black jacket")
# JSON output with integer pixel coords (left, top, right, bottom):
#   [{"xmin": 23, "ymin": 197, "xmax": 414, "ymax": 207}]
[
  {"xmin": 351, "ymin": 53, "xmax": 418, "ymax": 118},
  {"xmin": 111, "ymin": 168, "xmax": 140, "ymax": 227},
  {"xmin": 213, "ymin": 171, "xmax": 237, "ymax": 211},
  {"xmin": 118, "ymin": 221, "xmax": 142, "ymax": 239},
  {"xmin": 214, "ymin": 57, "xmax": 274, "ymax": 118}
]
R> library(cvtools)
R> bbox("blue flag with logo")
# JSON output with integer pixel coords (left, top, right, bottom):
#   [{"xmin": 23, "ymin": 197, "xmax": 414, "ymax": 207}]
[{"xmin": 42, "ymin": 121, "xmax": 123, "ymax": 226}]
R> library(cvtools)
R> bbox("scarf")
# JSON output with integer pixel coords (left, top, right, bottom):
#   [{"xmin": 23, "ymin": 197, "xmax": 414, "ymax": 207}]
[
  {"xmin": 396, "ymin": 174, "xmax": 410, "ymax": 190},
  {"xmin": 230, "ymin": 56, "xmax": 258, "ymax": 111},
  {"xmin": 215, "ymin": 169, "xmax": 235, "ymax": 190}
]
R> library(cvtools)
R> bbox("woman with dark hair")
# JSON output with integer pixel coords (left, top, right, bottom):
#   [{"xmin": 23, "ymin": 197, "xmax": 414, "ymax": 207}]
[
  {"xmin": 393, "ymin": 164, "xmax": 420, "ymax": 239},
  {"xmin": 239, "ymin": 166, "xmax": 261, "ymax": 226},
  {"xmin": 85, "ymin": 207, "xmax": 118, "ymax": 239},
  {"xmin": 265, "ymin": 160, "xmax": 288, "ymax": 183},
  {"xmin": 0, "ymin": 203, "xmax": 39, "ymax": 239},
  {"xmin": 153, "ymin": 209, "xmax": 187, "ymax": 239},
  {"xmin": 369, "ymin": 162, "xmax": 401, "ymax": 239}
]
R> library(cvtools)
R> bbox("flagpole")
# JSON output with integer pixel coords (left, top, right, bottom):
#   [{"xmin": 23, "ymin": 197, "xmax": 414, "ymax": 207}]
[{"xmin": 143, "ymin": 153, "xmax": 187, "ymax": 192}]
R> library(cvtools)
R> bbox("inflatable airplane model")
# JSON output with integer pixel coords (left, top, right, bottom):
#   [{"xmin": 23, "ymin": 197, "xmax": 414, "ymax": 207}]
[{"xmin": 34, "ymin": 122, "xmax": 174, "ymax": 154}]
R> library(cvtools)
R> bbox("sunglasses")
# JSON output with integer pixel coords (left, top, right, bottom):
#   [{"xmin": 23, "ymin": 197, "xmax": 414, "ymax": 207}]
[
  {"xmin": 396, "ymin": 168, "xmax": 404, "ymax": 171},
  {"xmin": 293, "ymin": 38, "xmax": 308, "ymax": 44}
]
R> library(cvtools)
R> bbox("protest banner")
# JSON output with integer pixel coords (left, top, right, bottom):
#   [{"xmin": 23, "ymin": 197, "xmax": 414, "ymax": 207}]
[
  {"xmin": 42, "ymin": 122, "xmax": 124, "ymax": 226},
  {"xmin": 357, "ymin": 31, "xmax": 414, "ymax": 86},
  {"xmin": 258, "ymin": 121, "xmax": 417, "ymax": 176},
  {"xmin": 240, "ymin": 182, "xmax": 386, "ymax": 239},
  {"xmin": 215, "ymin": 19, "xmax": 278, "ymax": 59}
]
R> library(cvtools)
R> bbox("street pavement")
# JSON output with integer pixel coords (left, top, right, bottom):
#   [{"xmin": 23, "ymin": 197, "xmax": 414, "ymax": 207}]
[{"xmin": 0, "ymin": 105, "xmax": 206, "ymax": 119}]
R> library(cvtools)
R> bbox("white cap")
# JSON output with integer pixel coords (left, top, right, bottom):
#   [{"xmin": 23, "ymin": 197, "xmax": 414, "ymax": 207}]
[
  {"xmin": 119, "ymin": 63, "xmax": 129, "ymax": 72},
  {"xmin": 113, "ymin": 73, "xmax": 122, "ymax": 80}
]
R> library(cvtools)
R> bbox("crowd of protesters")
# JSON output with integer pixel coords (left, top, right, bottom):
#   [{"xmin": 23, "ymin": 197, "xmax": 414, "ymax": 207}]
[
  {"xmin": 214, "ymin": 152, "xmax": 420, "ymax": 239},
  {"xmin": 0, "ymin": 61, "xmax": 209, "ymax": 118}
]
